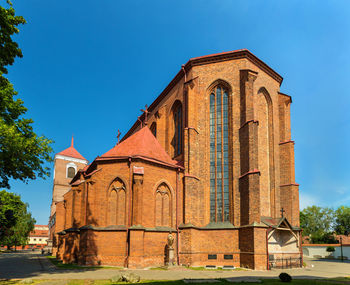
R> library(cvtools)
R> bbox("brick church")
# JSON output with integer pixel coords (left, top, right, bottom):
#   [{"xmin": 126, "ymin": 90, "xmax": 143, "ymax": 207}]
[{"xmin": 48, "ymin": 49, "xmax": 301, "ymax": 270}]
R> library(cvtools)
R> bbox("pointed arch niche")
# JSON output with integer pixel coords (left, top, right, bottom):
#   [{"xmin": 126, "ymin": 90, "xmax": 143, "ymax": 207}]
[
  {"xmin": 154, "ymin": 182, "xmax": 173, "ymax": 227},
  {"xmin": 256, "ymin": 87, "xmax": 275, "ymax": 217},
  {"xmin": 107, "ymin": 177, "xmax": 126, "ymax": 226},
  {"xmin": 207, "ymin": 79, "xmax": 232, "ymax": 223},
  {"xmin": 150, "ymin": 122, "xmax": 157, "ymax": 138},
  {"xmin": 170, "ymin": 100, "xmax": 183, "ymax": 158}
]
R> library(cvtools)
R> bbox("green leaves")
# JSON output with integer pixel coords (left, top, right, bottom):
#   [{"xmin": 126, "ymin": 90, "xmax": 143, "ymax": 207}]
[
  {"xmin": 300, "ymin": 205, "xmax": 350, "ymax": 243},
  {"xmin": 0, "ymin": 190, "xmax": 35, "ymax": 247},
  {"xmin": 300, "ymin": 206, "xmax": 335, "ymax": 243},
  {"xmin": 334, "ymin": 206, "xmax": 350, "ymax": 235},
  {"xmin": 0, "ymin": 3, "xmax": 26, "ymax": 75},
  {"xmin": 0, "ymin": 2, "xmax": 53, "ymax": 188}
]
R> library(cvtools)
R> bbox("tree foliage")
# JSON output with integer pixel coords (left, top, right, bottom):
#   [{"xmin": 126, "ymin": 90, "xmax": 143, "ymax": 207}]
[
  {"xmin": 0, "ymin": 190, "xmax": 35, "ymax": 248},
  {"xmin": 300, "ymin": 205, "xmax": 350, "ymax": 244},
  {"xmin": 300, "ymin": 206, "xmax": 335, "ymax": 244},
  {"xmin": 334, "ymin": 206, "xmax": 350, "ymax": 235},
  {"xmin": 0, "ymin": 2, "xmax": 53, "ymax": 188}
]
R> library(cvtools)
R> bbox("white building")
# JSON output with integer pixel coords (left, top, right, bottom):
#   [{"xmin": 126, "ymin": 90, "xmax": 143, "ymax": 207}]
[{"xmin": 28, "ymin": 225, "xmax": 49, "ymax": 247}]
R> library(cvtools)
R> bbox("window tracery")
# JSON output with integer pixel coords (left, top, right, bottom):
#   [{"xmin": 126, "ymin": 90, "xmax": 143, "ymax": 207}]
[{"xmin": 210, "ymin": 85, "xmax": 229, "ymax": 222}]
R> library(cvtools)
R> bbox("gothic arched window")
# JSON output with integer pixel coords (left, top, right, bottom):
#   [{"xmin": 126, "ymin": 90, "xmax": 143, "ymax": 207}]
[
  {"xmin": 150, "ymin": 122, "xmax": 157, "ymax": 138},
  {"xmin": 210, "ymin": 85, "xmax": 229, "ymax": 222},
  {"xmin": 107, "ymin": 178, "xmax": 126, "ymax": 225},
  {"xmin": 67, "ymin": 167, "xmax": 76, "ymax": 178},
  {"xmin": 173, "ymin": 102, "xmax": 183, "ymax": 156}
]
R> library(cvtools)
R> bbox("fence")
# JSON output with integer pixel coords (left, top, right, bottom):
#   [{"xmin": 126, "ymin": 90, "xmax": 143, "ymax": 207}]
[{"xmin": 269, "ymin": 256, "xmax": 302, "ymax": 269}]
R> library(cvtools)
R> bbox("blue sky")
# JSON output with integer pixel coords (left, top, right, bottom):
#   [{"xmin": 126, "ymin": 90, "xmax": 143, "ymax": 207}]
[{"xmin": 5, "ymin": 0, "xmax": 350, "ymax": 224}]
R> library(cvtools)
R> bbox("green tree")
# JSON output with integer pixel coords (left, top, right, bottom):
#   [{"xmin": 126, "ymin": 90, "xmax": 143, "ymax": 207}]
[
  {"xmin": 0, "ymin": 190, "xmax": 35, "ymax": 248},
  {"xmin": 334, "ymin": 206, "xmax": 350, "ymax": 235},
  {"xmin": 300, "ymin": 206, "xmax": 335, "ymax": 243},
  {"xmin": 0, "ymin": 1, "xmax": 53, "ymax": 189}
]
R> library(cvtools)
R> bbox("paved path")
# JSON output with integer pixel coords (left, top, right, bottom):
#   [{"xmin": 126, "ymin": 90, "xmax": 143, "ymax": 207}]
[
  {"xmin": 0, "ymin": 252, "xmax": 349, "ymax": 280},
  {"xmin": 0, "ymin": 251, "xmax": 55, "ymax": 279}
]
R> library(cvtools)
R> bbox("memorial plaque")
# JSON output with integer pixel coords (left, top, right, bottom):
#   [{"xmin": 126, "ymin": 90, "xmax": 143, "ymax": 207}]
[{"xmin": 133, "ymin": 166, "xmax": 144, "ymax": 174}]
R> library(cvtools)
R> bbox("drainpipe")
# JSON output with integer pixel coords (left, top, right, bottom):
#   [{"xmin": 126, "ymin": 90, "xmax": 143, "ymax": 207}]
[
  {"xmin": 300, "ymin": 229, "xmax": 303, "ymax": 267},
  {"xmin": 182, "ymin": 64, "xmax": 190, "ymax": 172},
  {"xmin": 85, "ymin": 181, "xmax": 88, "ymax": 225},
  {"xmin": 266, "ymin": 227, "xmax": 272, "ymax": 270},
  {"xmin": 125, "ymin": 157, "xmax": 132, "ymax": 268},
  {"xmin": 176, "ymin": 168, "xmax": 180, "ymax": 265}
]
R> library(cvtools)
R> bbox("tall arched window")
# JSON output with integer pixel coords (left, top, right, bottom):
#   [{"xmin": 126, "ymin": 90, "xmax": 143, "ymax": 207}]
[
  {"xmin": 173, "ymin": 102, "xmax": 183, "ymax": 156},
  {"xmin": 210, "ymin": 85, "xmax": 229, "ymax": 222}
]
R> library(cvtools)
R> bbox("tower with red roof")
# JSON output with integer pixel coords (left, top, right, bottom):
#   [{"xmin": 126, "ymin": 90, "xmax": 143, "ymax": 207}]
[{"xmin": 48, "ymin": 137, "xmax": 88, "ymax": 252}]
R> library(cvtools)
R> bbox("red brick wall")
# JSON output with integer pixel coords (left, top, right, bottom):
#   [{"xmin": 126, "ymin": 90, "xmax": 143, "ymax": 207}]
[{"xmin": 55, "ymin": 52, "xmax": 300, "ymax": 270}]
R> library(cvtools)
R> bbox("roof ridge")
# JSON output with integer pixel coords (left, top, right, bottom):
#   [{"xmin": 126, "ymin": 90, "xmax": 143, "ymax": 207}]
[
  {"xmin": 57, "ymin": 141, "xmax": 87, "ymax": 161},
  {"xmin": 100, "ymin": 126, "xmax": 178, "ymax": 167}
]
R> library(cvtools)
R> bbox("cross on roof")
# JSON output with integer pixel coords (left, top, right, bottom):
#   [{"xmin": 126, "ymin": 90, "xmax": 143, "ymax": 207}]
[
  {"xmin": 140, "ymin": 104, "xmax": 149, "ymax": 126},
  {"xmin": 117, "ymin": 129, "xmax": 121, "ymax": 144},
  {"xmin": 280, "ymin": 207, "xmax": 285, "ymax": 218}
]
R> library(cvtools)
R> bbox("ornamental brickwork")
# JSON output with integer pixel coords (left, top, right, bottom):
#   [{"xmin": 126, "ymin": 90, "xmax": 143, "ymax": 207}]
[{"xmin": 51, "ymin": 49, "xmax": 301, "ymax": 270}]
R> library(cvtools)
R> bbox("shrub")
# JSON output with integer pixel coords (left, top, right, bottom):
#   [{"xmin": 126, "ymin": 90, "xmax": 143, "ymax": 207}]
[
  {"xmin": 279, "ymin": 272, "xmax": 292, "ymax": 282},
  {"xmin": 326, "ymin": 246, "xmax": 335, "ymax": 252}
]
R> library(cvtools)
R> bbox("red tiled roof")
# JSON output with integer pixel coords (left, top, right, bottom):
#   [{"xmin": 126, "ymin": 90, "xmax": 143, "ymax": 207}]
[
  {"xmin": 57, "ymin": 136, "xmax": 87, "ymax": 161},
  {"xmin": 336, "ymin": 235, "xmax": 350, "ymax": 244},
  {"xmin": 99, "ymin": 126, "xmax": 178, "ymax": 167},
  {"xmin": 29, "ymin": 229, "xmax": 49, "ymax": 238}
]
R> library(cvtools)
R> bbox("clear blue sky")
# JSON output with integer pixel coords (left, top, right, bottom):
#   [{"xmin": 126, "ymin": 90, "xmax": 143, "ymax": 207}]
[{"xmin": 6, "ymin": 0, "xmax": 350, "ymax": 224}]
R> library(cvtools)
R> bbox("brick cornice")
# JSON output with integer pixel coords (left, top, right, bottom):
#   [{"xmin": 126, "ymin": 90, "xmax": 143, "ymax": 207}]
[
  {"xmin": 279, "ymin": 140, "xmax": 295, "ymax": 145},
  {"xmin": 183, "ymin": 173, "xmax": 200, "ymax": 181},
  {"xmin": 239, "ymin": 119, "xmax": 259, "ymax": 130},
  {"xmin": 240, "ymin": 69, "xmax": 258, "ymax": 82},
  {"xmin": 189, "ymin": 50, "xmax": 282, "ymax": 84},
  {"xmin": 123, "ymin": 49, "xmax": 283, "ymax": 140},
  {"xmin": 278, "ymin": 91, "xmax": 292, "ymax": 103},
  {"xmin": 95, "ymin": 155, "xmax": 184, "ymax": 170},
  {"xmin": 239, "ymin": 169, "xmax": 261, "ymax": 179},
  {"xmin": 280, "ymin": 183, "xmax": 299, "ymax": 187}
]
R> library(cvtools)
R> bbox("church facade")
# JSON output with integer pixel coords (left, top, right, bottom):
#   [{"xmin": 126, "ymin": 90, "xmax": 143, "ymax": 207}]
[{"xmin": 50, "ymin": 49, "xmax": 301, "ymax": 270}]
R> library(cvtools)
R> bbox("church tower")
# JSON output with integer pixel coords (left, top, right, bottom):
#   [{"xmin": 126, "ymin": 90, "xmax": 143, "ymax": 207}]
[
  {"xmin": 50, "ymin": 137, "xmax": 88, "ymax": 216},
  {"xmin": 48, "ymin": 137, "xmax": 88, "ymax": 253}
]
